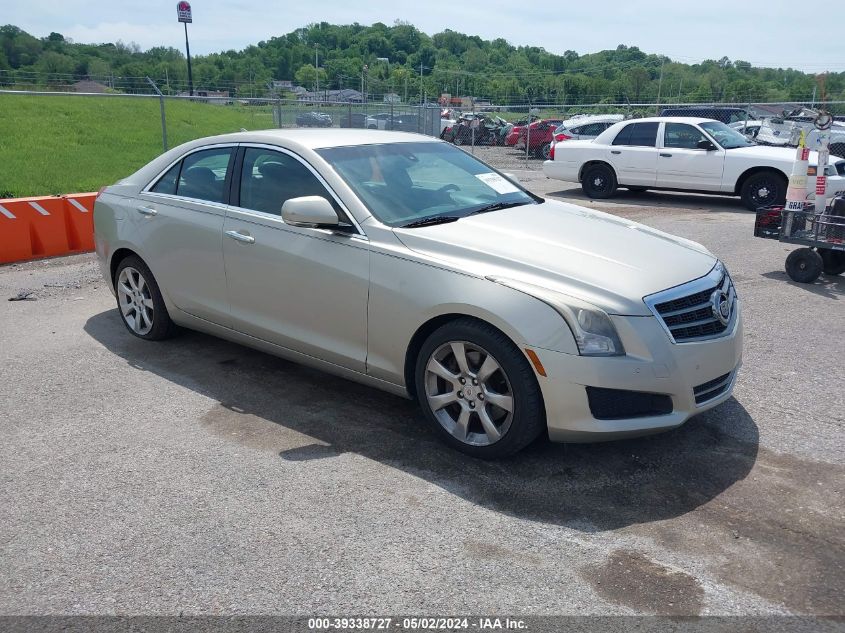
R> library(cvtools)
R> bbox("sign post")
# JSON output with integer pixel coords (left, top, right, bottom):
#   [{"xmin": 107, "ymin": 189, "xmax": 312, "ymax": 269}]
[{"xmin": 177, "ymin": 1, "xmax": 194, "ymax": 97}]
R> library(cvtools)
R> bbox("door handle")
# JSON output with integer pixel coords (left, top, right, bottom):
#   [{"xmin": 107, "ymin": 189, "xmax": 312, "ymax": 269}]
[
  {"xmin": 225, "ymin": 230, "xmax": 255, "ymax": 244},
  {"xmin": 610, "ymin": 150, "xmax": 621, "ymax": 155},
  {"xmin": 136, "ymin": 205, "xmax": 157, "ymax": 216},
  {"xmin": 660, "ymin": 153, "xmax": 673, "ymax": 157}
]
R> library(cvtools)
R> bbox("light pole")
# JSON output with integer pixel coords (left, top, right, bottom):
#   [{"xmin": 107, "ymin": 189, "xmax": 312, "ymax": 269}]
[{"xmin": 315, "ymin": 44, "xmax": 319, "ymax": 99}]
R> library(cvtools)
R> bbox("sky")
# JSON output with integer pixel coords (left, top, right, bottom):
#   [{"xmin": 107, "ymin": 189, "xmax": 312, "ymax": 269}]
[{"xmin": 4, "ymin": 0, "xmax": 844, "ymax": 73}]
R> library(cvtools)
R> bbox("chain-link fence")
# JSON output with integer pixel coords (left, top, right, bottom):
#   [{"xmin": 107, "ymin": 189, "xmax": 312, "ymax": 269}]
[{"xmin": 2, "ymin": 87, "xmax": 844, "ymax": 197}]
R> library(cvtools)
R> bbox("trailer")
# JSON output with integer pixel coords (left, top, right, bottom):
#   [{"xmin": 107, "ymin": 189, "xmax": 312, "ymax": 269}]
[{"xmin": 755, "ymin": 197, "xmax": 845, "ymax": 283}]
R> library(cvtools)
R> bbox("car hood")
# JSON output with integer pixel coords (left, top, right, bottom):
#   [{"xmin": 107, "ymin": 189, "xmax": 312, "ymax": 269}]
[
  {"xmin": 393, "ymin": 199, "xmax": 717, "ymax": 316},
  {"xmin": 725, "ymin": 144, "xmax": 821, "ymax": 164}
]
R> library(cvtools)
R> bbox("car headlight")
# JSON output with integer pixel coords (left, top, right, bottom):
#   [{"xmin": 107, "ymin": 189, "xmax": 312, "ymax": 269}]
[{"xmin": 487, "ymin": 276, "xmax": 625, "ymax": 357}]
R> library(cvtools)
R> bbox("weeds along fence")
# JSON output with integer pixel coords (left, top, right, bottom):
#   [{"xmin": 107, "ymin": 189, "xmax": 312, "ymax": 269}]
[{"xmin": 1, "ymin": 88, "xmax": 843, "ymax": 197}]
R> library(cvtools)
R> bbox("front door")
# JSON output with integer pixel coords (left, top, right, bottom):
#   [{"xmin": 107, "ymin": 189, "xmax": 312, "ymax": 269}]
[
  {"xmin": 656, "ymin": 122, "xmax": 726, "ymax": 191},
  {"xmin": 222, "ymin": 146, "xmax": 369, "ymax": 372}
]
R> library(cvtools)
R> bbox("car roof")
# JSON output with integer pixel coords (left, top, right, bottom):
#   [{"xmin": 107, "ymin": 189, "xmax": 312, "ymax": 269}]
[
  {"xmin": 177, "ymin": 128, "xmax": 440, "ymax": 151},
  {"xmin": 616, "ymin": 116, "xmax": 717, "ymax": 125}
]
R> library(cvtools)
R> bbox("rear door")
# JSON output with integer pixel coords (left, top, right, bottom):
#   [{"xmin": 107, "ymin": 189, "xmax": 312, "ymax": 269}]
[
  {"xmin": 606, "ymin": 122, "xmax": 660, "ymax": 186},
  {"xmin": 134, "ymin": 145, "xmax": 236, "ymax": 326},
  {"xmin": 656, "ymin": 122, "xmax": 726, "ymax": 190}
]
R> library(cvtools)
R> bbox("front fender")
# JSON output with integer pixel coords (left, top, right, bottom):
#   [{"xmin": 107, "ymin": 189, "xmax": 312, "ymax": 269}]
[{"xmin": 366, "ymin": 249, "xmax": 577, "ymax": 387}]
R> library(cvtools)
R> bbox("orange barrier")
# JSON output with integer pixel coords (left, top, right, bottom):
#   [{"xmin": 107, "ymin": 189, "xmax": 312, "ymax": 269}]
[{"xmin": 0, "ymin": 193, "xmax": 97, "ymax": 265}]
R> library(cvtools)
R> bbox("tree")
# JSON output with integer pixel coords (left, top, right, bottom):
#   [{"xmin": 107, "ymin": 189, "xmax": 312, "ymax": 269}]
[{"xmin": 628, "ymin": 66, "xmax": 650, "ymax": 101}]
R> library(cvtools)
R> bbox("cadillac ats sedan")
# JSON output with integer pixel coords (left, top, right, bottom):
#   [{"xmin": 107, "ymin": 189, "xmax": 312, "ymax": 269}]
[{"xmin": 94, "ymin": 129, "xmax": 742, "ymax": 457}]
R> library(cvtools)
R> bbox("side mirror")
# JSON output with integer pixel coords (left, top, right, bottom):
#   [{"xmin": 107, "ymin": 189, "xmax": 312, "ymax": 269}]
[
  {"xmin": 697, "ymin": 139, "xmax": 717, "ymax": 151},
  {"xmin": 281, "ymin": 196, "xmax": 339, "ymax": 227}
]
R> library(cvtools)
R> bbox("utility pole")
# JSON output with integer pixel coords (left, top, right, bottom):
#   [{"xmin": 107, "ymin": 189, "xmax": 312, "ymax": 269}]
[
  {"xmin": 177, "ymin": 2, "xmax": 194, "ymax": 96},
  {"xmin": 420, "ymin": 62, "xmax": 424, "ymax": 104},
  {"xmin": 315, "ymin": 44, "xmax": 319, "ymax": 97},
  {"xmin": 655, "ymin": 56, "xmax": 665, "ymax": 115}
]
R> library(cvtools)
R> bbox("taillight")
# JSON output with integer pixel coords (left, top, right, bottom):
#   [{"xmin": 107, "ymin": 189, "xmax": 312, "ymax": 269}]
[
  {"xmin": 549, "ymin": 143, "xmax": 555, "ymax": 160},
  {"xmin": 554, "ymin": 133, "xmax": 572, "ymax": 142}
]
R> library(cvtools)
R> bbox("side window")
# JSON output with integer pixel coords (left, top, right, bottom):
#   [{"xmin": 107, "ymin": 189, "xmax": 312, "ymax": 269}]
[
  {"xmin": 150, "ymin": 162, "xmax": 181, "ymax": 195},
  {"xmin": 612, "ymin": 123, "xmax": 634, "ymax": 146},
  {"xmin": 238, "ymin": 148, "xmax": 338, "ymax": 217},
  {"xmin": 664, "ymin": 123, "xmax": 708, "ymax": 149},
  {"xmin": 176, "ymin": 148, "xmax": 233, "ymax": 204},
  {"xmin": 579, "ymin": 123, "xmax": 604, "ymax": 136},
  {"xmin": 627, "ymin": 122, "xmax": 659, "ymax": 147}
]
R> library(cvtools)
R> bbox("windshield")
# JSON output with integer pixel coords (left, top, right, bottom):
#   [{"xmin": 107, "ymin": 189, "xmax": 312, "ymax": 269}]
[
  {"xmin": 317, "ymin": 142, "xmax": 536, "ymax": 227},
  {"xmin": 700, "ymin": 121, "xmax": 755, "ymax": 149}
]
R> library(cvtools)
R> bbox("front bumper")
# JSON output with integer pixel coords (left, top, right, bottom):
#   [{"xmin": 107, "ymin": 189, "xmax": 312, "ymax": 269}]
[{"xmin": 534, "ymin": 301, "xmax": 743, "ymax": 442}]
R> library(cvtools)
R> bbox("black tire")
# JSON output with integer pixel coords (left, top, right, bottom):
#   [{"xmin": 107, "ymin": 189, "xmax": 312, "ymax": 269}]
[
  {"xmin": 819, "ymin": 249, "xmax": 845, "ymax": 276},
  {"xmin": 535, "ymin": 142, "xmax": 552, "ymax": 160},
  {"xmin": 581, "ymin": 163, "xmax": 618, "ymax": 199},
  {"xmin": 785, "ymin": 248, "xmax": 823, "ymax": 284},
  {"xmin": 830, "ymin": 143, "xmax": 845, "ymax": 159},
  {"xmin": 740, "ymin": 170, "xmax": 786, "ymax": 211},
  {"xmin": 414, "ymin": 318, "xmax": 545, "ymax": 458},
  {"xmin": 627, "ymin": 186, "xmax": 648, "ymax": 193},
  {"xmin": 113, "ymin": 255, "xmax": 177, "ymax": 340}
]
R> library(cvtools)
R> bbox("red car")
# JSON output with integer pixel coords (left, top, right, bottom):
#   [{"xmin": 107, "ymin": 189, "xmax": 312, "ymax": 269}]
[
  {"xmin": 516, "ymin": 119, "xmax": 564, "ymax": 159},
  {"xmin": 505, "ymin": 125, "xmax": 524, "ymax": 146}
]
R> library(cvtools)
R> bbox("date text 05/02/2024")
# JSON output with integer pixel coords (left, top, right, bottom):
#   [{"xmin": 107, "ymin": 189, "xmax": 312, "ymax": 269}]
[{"xmin": 308, "ymin": 617, "xmax": 528, "ymax": 630}]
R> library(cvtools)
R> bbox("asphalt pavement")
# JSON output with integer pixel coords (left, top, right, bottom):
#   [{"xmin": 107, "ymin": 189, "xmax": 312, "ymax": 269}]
[{"xmin": 0, "ymin": 178, "xmax": 842, "ymax": 619}]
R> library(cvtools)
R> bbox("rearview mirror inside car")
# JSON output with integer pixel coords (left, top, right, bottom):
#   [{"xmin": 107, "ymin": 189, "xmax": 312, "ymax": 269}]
[{"xmin": 281, "ymin": 196, "xmax": 339, "ymax": 227}]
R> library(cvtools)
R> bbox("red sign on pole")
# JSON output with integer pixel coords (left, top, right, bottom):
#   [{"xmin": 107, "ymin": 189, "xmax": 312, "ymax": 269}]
[{"xmin": 177, "ymin": 1, "xmax": 192, "ymax": 23}]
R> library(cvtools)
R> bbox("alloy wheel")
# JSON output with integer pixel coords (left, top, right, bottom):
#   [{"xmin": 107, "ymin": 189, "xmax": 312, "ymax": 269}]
[
  {"xmin": 424, "ymin": 341, "xmax": 514, "ymax": 446},
  {"xmin": 117, "ymin": 267, "xmax": 154, "ymax": 336}
]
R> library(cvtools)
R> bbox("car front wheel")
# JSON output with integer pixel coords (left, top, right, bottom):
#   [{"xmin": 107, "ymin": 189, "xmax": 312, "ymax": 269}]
[
  {"xmin": 582, "ymin": 164, "xmax": 618, "ymax": 199},
  {"xmin": 741, "ymin": 171, "xmax": 785, "ymax": 211},
  {"xmin": 114, "ymin": 255, "xmax": 176, "ymax": 340},
  {"xmin": 415, "ymin": 319, "xmax": 545, "ymax": 458}
]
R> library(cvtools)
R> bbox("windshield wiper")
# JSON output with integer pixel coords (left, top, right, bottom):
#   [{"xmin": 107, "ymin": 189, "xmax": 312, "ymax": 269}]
[
  {"xmin": 468, "ymin": 200, "xmax": 528, "ymax": 215},
  {"xmin": 400, "ymin": 215, "xmax": 461, "ymax": 228}
]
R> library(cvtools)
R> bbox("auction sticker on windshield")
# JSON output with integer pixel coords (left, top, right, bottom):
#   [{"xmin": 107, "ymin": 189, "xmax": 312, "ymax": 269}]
[{"xmin": 476, "ymin": 172, "xmax": 520, "ymax": 194}]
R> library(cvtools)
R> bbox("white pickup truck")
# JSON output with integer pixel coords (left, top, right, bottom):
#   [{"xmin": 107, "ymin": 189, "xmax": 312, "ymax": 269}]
[{"xmin": 544, "ymin": 116, "xmax": 845, "ymax": 210}]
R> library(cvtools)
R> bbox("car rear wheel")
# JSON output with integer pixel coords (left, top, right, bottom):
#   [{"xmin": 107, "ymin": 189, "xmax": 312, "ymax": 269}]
[
  {"xmin": 582, "ymin": 164, "xmax": 618, "ymax": 199},
  {"xmin": 536, "ymin": 142, "xmax": 552, "ymax": 159},
  {"xmin": 819, "ymin": 249, "xmax": 845, "ymax": 276},
  {"xmin": 785, "ymin": 248, "xmax": 823, "ymax": 284},
  {"xmin": 741, "ymin": 171, "xmax": 786, "ymax": 211},
  {"xmin": 114, "ymin": 255, "xmax": 177, "ymax": 340},
  {"xmin": 415, "ymin": 319, "xmax": 545, "ymax": 458}
]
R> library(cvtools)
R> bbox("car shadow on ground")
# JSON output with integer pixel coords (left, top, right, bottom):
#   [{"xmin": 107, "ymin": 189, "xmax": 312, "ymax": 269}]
[
  {"xmin": 761, "ymin": 270, "xmax": 844, "ymax": 298},
  {"xmin": 85, "ymin": 310, "xmax": 759, "ymax": 533},
  {"xmin": 547, "ymin": 188, "xmax": 751, "ymax": 213}
]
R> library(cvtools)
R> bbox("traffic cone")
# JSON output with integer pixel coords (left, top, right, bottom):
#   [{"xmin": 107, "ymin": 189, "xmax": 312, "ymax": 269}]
[{"xmin": 782, "ymin": 131, "xmax": 810, "ymax": 237}]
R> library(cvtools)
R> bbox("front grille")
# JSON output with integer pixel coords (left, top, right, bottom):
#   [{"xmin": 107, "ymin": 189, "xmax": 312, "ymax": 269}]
[
  {"xmin": 649, "ymin": 265, "xmax": 736, "ymax": 343},
  {"xmin": 694, "ymin": 372, "xmax": 733, "ymax": 405},
  {"xmin": 586, "ymin": 387, "xmax": 673, "ymax": 420}
]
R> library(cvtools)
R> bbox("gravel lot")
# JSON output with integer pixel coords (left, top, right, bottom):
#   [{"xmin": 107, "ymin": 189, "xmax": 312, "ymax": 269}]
[{"xmin": 0, "ymin": 177, "xmax": 842, "ymax": 620}]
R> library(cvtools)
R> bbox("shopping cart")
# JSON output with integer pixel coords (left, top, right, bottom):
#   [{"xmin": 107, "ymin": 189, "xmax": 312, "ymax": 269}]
[{"xmin": 754, "ymin": 196, "xmax": 845, "ymax": 283}]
